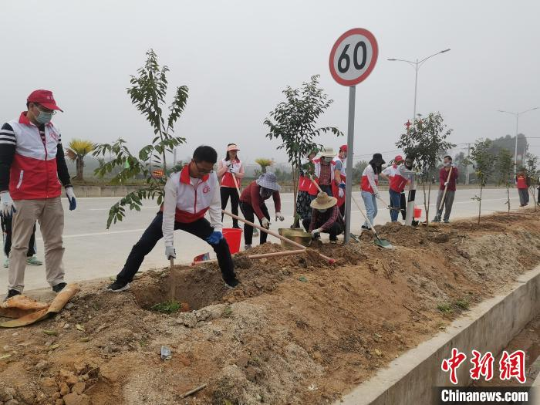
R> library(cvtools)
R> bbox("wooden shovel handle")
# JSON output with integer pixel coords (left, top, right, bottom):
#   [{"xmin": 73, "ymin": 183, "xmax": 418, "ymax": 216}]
[{"xmin": 222, "ymin": 210, "xmax": 335, "ymax": 264}]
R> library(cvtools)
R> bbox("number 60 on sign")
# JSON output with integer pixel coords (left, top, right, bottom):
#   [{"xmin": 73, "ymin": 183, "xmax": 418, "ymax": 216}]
[{"xmin": 329, "ymin": 28, "xmax": 378, "ymax": 87}]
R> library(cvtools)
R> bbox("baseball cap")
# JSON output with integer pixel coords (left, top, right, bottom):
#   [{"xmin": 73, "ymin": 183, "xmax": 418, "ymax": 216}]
[
  {"xmin": 394, "ymin": 155, "xmax": 404, "ymax": 163},
  {"xmin": 27, "ymin": 90, "xmax": 63, "ymax": 112},
  {"xmin": 339, "ymin": 145, "xmax": 348, "ymax": 152}
]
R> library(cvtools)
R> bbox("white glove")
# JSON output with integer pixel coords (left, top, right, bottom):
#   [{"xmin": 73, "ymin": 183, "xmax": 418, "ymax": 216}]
[
  {"xmin": 338, "ymin": 188, "xmax": 345, "ymax": 198},
  {"xmin": 261, "ymin": 218, "xmax": 270, "ymax": 229},
  {"xmin": 375, "ymin": 192, "xmax": 380, "ymax": 199},
  {"xmin": 0, "ymin": 192, "xmax": 16, "ymax": 218},
  {"xmin": 444, "ymin": 181, "xmax": 449, "ymax": 186},
  {"xmin": 165, "ymin": 246, "xmax": 176, "ymax": 259},
  {"xmin": 275, "ymin": 212, "xmax": 284, "ymax": 221},
  {"xmin": 311, "ymin": 228, "xmax": 321, "ymax": 238}
]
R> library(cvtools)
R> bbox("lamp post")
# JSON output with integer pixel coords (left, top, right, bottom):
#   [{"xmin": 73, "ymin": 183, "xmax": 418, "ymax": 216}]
[
  {"xmin": 497, "ymin": 107, "xmax": 539, "ymax": 176},
  {"xmin": 388, "ymin": 48, "xmax": 451, "ymax": 124}
]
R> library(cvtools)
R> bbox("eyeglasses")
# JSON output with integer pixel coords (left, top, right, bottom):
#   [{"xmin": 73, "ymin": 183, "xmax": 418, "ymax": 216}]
[
  {"xmin": 35, "ymin": 104, "xmax": 57, "ymax": 115},
  {"xmin": 194, "ymin": 161, "xmax": 213, "ymax": 174}
]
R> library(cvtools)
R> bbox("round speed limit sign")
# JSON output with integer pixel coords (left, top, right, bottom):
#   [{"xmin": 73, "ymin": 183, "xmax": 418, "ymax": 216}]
[{"xmin": 329, "ymin": 28, "xmax": 378, "ymax": 86}]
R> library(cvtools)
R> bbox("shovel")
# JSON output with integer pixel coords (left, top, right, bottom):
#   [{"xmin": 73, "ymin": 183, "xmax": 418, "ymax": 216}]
[{"xmin": 351, "ymin": 195, "xmax": 393, "ymax": 249}]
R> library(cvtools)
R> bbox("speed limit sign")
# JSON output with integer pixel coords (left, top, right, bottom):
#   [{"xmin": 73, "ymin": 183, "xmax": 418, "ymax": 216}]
[
  {"xmin": 329, "ymin": 28, "xmax": 378, "ymax": 86},
  {"xmin": 329, "ymin": 28, "xmax": 378, "ymax": 244}
]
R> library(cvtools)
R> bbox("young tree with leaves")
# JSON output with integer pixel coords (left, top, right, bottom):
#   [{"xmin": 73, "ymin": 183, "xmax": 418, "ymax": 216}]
[
  {"xmin": 470, "ymin": 139, "xmax": 497, "ymax": 224},
  {"xmin": 395, "ymin": 112, "xmax": 455, "ymax": 224},
  {"xmin": 264, "ymin": 75, "xmax": 342, "ymax": 221},
  {"xmin": 93, "ymin": 49, "xmax": 188, "ymax": 228},
  {"xmin": 66, "ymin": 139, "xmax": 94, "ymax": 181},
  {"xmin": 496, "ymin": 148, "xmax": 514, "ymax": 212}
]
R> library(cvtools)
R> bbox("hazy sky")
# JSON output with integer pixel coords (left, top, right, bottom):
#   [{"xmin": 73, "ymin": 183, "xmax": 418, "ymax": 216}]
[{"xmin": 1, "ymin": 0, "xmax": 539, "ymax": 166}]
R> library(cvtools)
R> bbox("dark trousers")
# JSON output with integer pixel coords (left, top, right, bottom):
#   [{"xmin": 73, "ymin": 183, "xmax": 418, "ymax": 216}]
[
  {"xmin": 240, "ymin": 202, "xmax": 269, "ymax": 245},
  {"xmin": 1, "ymin": 216, "xmax": 36, "ymax": 258},
  {"xmin": 221, "ymin": 187, "xmax": 239, "ymax": 227},
  {"xmin": 400, "ymin": 192, "xmax": 407, "ymax": 220},
  {"xmin": 302, "ymin": 218, "xmax": 343, "ymax": 241},
  {"xmin": 319, "ymin": 184, "xmax": 333, "ymax": 197},
  {"xmin": 116, "ymin": 212, "xmax": 236, "ymax": 284}
]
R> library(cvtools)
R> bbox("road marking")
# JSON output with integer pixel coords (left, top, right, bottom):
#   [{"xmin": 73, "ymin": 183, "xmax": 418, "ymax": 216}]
[{"xmin": 37, "ymin": 228, "xmax": 148, "ymax": 240}]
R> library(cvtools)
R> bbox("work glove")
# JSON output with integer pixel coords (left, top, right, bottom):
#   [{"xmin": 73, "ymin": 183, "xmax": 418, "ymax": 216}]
[
  {"xmin": 165, "ymin": 246, "xmax": 176, "ymax": 259},
  {"xmin": 375, "ymin": 192, "xmax": 380, "ymax": 199},
  {"xmin": 205, "ymin": 231, "xmax": 223, "ymax": 245},
  {"xmin": 261, "ymin": 218, "xmax": 270, "ymax": 229},
  {"xmin": 66, "ymin": 187, "xmax": 77, "ymax": 211},
  {"xmin": 311, "ymin": 228, "xmax": 321, "ymax": 239},
  {"xmin": 275, "ymin": 212, "xmax": 284, "ymax": 222},
  {"xmin": 338, "ymin": 182, "xmax": 346, "ymax": 198},
  {"xmin": 444, "ymin": 181, "xmax": 449, "ymax": 186},
  {"xmin": 0, "ymin": 192, "xmax": 16, "ymax": 219}
]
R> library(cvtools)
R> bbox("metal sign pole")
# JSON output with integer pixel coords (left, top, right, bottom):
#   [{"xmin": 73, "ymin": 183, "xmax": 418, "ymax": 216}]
[{"xmin": 344, "ymin": 85, "xmax": 356, "ymax": 244}]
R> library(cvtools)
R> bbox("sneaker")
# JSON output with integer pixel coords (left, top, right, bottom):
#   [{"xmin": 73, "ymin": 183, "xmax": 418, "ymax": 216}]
[
  {"xmin": 330, "ymin": 239, "xmax": 337, "ymax": 244},
  {"xmin": 107, "ymin": 279, "xmax": 130, "ymax": 292},
  {"xmin": 361, "ymin": 225, "xmax": 371, "ymax": 231},
  {"xmin": 224, "ymin": 277, "xmax": 240, "ymax": 289},
  {"xmin": 3, "ymin": 258, "xmax": 8, "ymax": 268},
  {"xmin": 443, "ymin": 219, "xmax": 450, "ymax": 224},
  {"xmin": 244, "ymin": 244, "xmax": 252, "ymax": 251},
  {"xmin": 27, "ymin": 256, "xmax": 43, "ymax": 266},
  {"xmin": 432, "ymin": 216, "xmax": 441, "ymax": 223},
  {"xmin": 4, "ymin": 289, "xmax": 21, "ymax": 301},
  {"xmin": 52, "ymin": 282, "xmax": 67, "ymax": 293}
]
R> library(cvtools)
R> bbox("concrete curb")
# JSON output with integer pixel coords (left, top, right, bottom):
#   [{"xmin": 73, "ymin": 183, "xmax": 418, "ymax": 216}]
[{"xmin": 338, "ymin": 266, "xmax": 540, "ymax": 405}]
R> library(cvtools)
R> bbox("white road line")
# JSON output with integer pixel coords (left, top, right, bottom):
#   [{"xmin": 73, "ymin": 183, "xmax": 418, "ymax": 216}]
[{"xmin": 37, "ymin": 228, "xmax": 148, "ymax": 240}]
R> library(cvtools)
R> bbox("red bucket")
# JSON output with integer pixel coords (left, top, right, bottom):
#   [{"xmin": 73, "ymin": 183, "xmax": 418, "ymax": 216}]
[
  {"xmin": 222, "ymin": 228, "xmax": 242, "ymax": 254},
  {"xmin": 414, "ymin": 207, "xmax": 422, "ymax": 219}
]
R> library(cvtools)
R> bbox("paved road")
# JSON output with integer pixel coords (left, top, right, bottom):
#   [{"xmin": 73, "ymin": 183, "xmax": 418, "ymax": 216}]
[{"xmin": 0, "ymin": 188, "xmax": 531, "ymax": 292}]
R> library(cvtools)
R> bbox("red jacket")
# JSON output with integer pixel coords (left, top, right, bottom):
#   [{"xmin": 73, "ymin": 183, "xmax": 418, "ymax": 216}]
[
  {"xmin": 240, "ymin": 181, "xmax": 281, "ymax": 220},
  {"xmin": 439, "ymin": 166, "xmax": 458, "ymax": 191}
]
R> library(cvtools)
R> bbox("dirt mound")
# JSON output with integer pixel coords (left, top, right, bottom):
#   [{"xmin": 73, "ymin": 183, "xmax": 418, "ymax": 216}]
[{"xmin": 2, "ymin": 211, "xmax": 540, "ymax": 404}]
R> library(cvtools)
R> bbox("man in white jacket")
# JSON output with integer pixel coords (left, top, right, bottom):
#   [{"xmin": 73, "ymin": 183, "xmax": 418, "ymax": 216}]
[{"xmin": 107, "ymin": 146, "xmax": 239, "ymax": 292}]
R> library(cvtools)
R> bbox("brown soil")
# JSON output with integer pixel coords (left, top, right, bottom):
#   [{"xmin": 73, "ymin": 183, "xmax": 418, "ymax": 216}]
[{"xmin": 2, "ymin": 210, "xmax": 540, "ymax": 404}]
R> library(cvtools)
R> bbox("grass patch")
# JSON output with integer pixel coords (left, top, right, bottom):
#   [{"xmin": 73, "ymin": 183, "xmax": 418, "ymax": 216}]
[
  {"xmin": 453, "ymin": 298, "xmax": 470, "ymax": 311},
  {"xmin": 151, "ymin": 300, "xmax": 182, "ymax": 314},
  {"xmin": 222, "ymin": 305, "xmax": 233, "ymax": 318},
  {"xmin": 437, "ymin": 303, "xmax": 453, "ymax": 314}
]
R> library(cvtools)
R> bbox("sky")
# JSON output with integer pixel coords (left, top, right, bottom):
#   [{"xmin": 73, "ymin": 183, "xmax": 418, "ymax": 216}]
[{"xmin": 1, "ymin": 0, "xmax": 539, "ymax": 166}]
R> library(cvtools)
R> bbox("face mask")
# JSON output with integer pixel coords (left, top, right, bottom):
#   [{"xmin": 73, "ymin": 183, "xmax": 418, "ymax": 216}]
[
  {"xmin": 406, "ymin": 163, "xmax": 413, "ymax": 170},
  {"xmin": 36, "ymin": 110, "xmax": 53, "ymax": 125},
  {"xmin": 324, "ymin": 157, "xmax": 332, "ymax": 163},
  {"xmin": 318, "ymin": 209, "xmax": 327, "ymax": 213},
  {"xmin": 444, "ymin": 162, "xmax": 451, "ymax": 167},
  {"xmin": 260, "ymin": 188, "xmax": 273, "ymax": 198}
]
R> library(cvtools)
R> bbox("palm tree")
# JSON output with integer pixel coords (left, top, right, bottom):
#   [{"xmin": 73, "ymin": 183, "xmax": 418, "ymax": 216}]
[
  {"xmin": 255, "ymin": 158, "xmax": 272, "ymax": 174},
  {"xmin": 66, "ymin": 139, "xmax": 95, "ymax": 181}
]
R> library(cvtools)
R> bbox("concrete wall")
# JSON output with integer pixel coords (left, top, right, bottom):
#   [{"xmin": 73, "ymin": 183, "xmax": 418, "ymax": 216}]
[{"xmin": 339, "ymin": 266, "xmax": 540, "ymax": 405}]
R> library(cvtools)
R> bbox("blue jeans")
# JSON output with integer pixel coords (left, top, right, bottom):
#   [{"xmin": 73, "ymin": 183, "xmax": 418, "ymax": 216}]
[
  {"xmin": 361, "ymin": 191, "xmax": 377, "ymax": 229},
  {"xmin": 389, "ymin": 190, "xmax": 401, "ymax": 222}
]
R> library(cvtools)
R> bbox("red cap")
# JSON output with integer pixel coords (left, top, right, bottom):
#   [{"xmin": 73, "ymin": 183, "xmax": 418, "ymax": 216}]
[
  {"xmin": 339, "ymin": 145, "xmax": 348, "ymax": 152},
  {"xmin": 394, "ymin": 155, "xmax": 404, "ymax": 163},
  {"xmin": 27, "ymin": 90, "xmax": 63, "ymax": 112}
]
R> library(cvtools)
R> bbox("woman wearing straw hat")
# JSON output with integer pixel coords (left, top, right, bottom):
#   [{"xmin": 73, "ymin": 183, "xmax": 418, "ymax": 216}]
[
  {"xmin": 303, "ymin": 192, "xmax": 344, "ymax": 244},
  {"xmin": 295, "ymin": 151, "xmax": 317, "ymax": 227},
  {"xmin": 217, "ymin": 143, "xmax": 244, "ymax": 228},
  {"xmin": 239, "ymin": 172, "xmax": 283, "ymax": 249}
]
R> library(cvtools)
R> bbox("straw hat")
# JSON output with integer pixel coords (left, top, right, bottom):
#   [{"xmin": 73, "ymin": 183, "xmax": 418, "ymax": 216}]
[
  {"xmin": 256, "ymin": 172, "xmax": 281, "ymax": 191},
  {"xmin": 310, "ymin": 192, "xmax": 337, "ymax": 210},
  {"xmin": 316, "ymin": 147, "xmax": 335, "ymax": 159}
]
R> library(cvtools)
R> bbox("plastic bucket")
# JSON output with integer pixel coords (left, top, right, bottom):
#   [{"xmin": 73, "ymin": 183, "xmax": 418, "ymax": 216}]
[
  {"xmin": 222, "ymin": 228, "xmax": 242, "ymax": 254},
  {"xmin": 414, "ymin": 207, "xmax": 422, "ymax": 219}
]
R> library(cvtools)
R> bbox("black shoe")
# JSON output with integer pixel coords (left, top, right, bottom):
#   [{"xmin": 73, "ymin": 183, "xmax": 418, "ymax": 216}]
[
  {"xmin": 107, "ymin": 279, "xmax": 130, "ymax": 292},
  {"xmin": 224, "ymin": 277, "xmax": 240, "ymax": 289},
  {"xmin": 3, "ymin": 289, "xmax": 21, "ymax": 301},
  {"xmin": 361, "ymin": 225, "xmax": 371, "ymax": 231},
  {"xmin": 443, "ymin": 219, "xmax": 450, "ymax": 224},
  {"xmin": 52, "ymin": 282, "xmax": 67, "ymax": 293}
]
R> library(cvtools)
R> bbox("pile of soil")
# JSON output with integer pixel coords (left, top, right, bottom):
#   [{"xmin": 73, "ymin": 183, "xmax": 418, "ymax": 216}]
[{"xmin": 2, "ymin": 210, "xmax": 540, "ymax": 404}]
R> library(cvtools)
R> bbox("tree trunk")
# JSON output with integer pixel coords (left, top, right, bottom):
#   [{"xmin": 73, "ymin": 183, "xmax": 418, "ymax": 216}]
[
  {"xmin": 506, "ymin": 186, "xmax": 510, "ymax": 213},
  {"xmin": 76, "ymin": 157, "xmax": 84, "ymax": 181},
  {"xmin": 478, "ymin": 186, "xmax": 483, "ymax": 224},
  {"xmin": 292, "ymin": 165, "xmax": 299, "ymax": 227},
  {"xmin": 426, "ymin": 181, "xmax": 432, "ymax": 226}
]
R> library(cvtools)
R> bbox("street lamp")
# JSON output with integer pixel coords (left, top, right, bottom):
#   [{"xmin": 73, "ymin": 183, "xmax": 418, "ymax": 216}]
[
  {"xmin": 497, "ymin": 107, "xmax": 540, "ymax": 176},
  {"xmin": 388, "ymin": 48, "xmax": 451, "ymax": 124}
]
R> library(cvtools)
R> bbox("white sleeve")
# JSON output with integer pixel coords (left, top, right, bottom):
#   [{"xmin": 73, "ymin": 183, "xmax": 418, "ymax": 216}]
[
  {"xmin": 162, "ymin": 177, "xmax": 177, "ymax": 248},
  {"xmin": 382, "ymin": 167, "xmax": 393, "ymax": 176},
  {"xmin": 367, "ymin": 165, "xmax": 379, "ymax": 195},
  {"xmin": 208, "ymin": 180, "xmax": 223, "ymax": 231}
]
